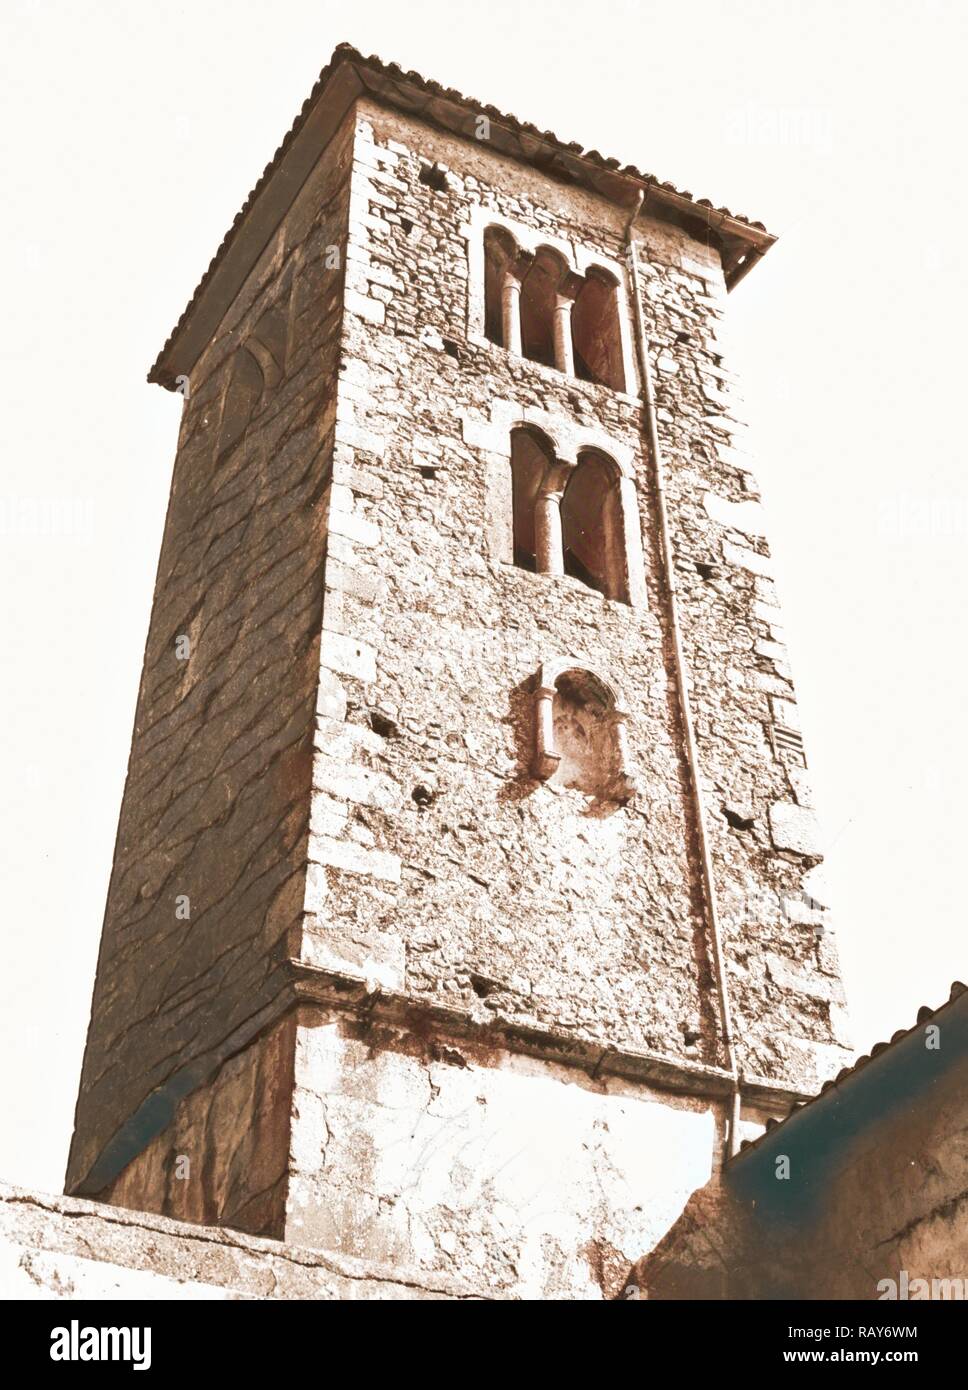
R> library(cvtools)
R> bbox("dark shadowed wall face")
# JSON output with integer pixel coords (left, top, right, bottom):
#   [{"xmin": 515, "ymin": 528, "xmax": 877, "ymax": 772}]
[{"xmin": 65, "ymin": 112, "xmax": 357, "ymax": 1206}]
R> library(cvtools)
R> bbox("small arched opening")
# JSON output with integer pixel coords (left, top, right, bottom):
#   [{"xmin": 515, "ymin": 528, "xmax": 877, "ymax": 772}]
[
  {"xmin": 560, "ymin": 449, "xmax": 630, "ymax": 603},
  {"xmin": 510, "ymin": 426, "xmax": 556, "ymax": 573},
  {"xmin": 533, "ymin": 663, "xmax": 635, "ymax": 802},
  {"xmin": 571, "ymin": 266, "xmax": 626, "ymax": 392}
]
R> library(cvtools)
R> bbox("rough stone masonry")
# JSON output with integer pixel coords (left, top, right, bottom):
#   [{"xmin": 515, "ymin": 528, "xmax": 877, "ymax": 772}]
[{"xmin": 63, "ymin": 45, "xmax": 850, "ymax": 1299}]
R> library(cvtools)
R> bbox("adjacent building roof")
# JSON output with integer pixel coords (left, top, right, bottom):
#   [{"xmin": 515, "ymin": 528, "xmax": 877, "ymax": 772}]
[
  {"xmin": 149, "ymin": 43, "xmax": 776, "ymax": 390},
  {"xmin": 736, "ymin": 979, "xmax": 968, "ymax": 1161}
]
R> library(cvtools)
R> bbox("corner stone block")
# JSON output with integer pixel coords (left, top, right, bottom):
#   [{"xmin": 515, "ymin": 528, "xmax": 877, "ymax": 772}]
[
  {"xmin": 319, "ymin": 629, "xmax": 377, "ymax": 683},
  {"xmin": 327, "ymin": 508, "xmax": 381, "ymax": 549},
  {"xmin": 703, "ymin": 491, "xmax": 766, "ymax": 538},
  {"xmin": 299, "ymin": 922, "xmax": 405, "ymax": 991},
  {"xmin": 308, "ymin": 834, "xmax": 401, "ymax": 884},
  {"xmin": 723, "ymin": 541, "xmax": 773, "ymax": 578},
  {"xmin": 768, "ymin": 801, "xmax": 824, "ymax": 857},
  {"xmin": 316, "ymin": 669, "xmax": 348, "ymax": 722},
  {"xmin": 303, "ymin": 862, "xmax": 329, "ymax": 913},
  {"xmin": 312, "ymin": 754, "xmax": 400, "ymax": 812},
  {"xmin": 344, "ymin": 288, "xmax": 386, "ymax": 326}
]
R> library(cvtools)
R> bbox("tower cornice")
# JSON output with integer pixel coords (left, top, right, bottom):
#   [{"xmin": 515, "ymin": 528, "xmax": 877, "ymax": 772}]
[{"xmin": 148, "ymin": 42, "xmax": 775, "ymax": 391}]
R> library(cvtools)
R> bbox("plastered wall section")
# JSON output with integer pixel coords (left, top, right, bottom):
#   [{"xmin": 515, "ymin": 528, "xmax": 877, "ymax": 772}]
[{"xmin": 285, "ymin": 1006, "xmax": 723, "ymax": 1300}]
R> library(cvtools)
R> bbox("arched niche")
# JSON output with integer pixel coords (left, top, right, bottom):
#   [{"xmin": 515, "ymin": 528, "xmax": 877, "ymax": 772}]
[
  {"xmin": 510, "ymin": 426, "xmax": 558, "ymax": 573},
  {"xmin": 216, "ymin": 346, "xmax": 264, "ymax": 466},
  {"xmin": 533, "ymin": 661, "xmax": 635, "ymax": 802}
]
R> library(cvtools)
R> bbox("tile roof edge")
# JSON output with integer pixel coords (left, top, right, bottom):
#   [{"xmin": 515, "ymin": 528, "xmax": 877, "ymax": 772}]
[
  {"xmin": 732, "ymin": 980, "xmax": 968, "ymax": 1163},
  {"xmin": 148, "ymin": 42, "xmax": 776, "ymax": 390}
]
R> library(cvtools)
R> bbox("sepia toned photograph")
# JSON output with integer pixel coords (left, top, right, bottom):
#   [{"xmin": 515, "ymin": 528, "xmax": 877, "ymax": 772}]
[{"xmin": 0, "ymin": 0, "xmax": 965, "ymax": 1354}]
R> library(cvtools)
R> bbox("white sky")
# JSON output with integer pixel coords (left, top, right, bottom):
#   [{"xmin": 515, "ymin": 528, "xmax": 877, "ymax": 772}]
[{"xmin": 1, "ymin": 0, "xmax": 965, "ymax": 1194}]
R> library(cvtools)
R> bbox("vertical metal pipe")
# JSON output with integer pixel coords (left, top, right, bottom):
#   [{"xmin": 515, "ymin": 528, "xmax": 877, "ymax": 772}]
[{"xmin": 623, "ymin": 191, "xmax": 742, "ymax": 1159}]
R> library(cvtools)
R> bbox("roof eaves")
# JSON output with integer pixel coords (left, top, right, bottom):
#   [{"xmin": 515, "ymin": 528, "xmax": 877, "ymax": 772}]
[
  {"xmin": 732, "ymin": 979, "xmax": 968, "ymax": 1163},
  {"xmin": 149, "ymin": 43, "xmax": 776, "ymax": 390}
]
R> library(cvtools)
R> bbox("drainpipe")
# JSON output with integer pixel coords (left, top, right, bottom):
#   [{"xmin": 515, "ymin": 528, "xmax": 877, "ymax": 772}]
[{"xmin": 622, "ymin": 190, "xmax": 742, "ymax": 1160}]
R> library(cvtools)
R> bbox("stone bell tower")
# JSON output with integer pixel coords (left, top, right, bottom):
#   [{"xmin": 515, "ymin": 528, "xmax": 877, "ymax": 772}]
[{"xmin": 66, "ymin": 44, "xmax": 850, "ymax": 1299}]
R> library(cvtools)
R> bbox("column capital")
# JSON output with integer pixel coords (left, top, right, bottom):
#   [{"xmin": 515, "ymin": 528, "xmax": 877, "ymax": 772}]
[{"xmin": 556, "ymin": 269, "xmax": 584, "ymax": 303}]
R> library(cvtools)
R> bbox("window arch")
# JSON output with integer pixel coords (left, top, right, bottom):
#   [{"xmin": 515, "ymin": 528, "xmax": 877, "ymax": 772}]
[
  {"xmin": 478, "ymin": 220, "xmax": 630, "ymax": 393},
  {"xmin": 560, "ymin": 449, "xmax": 630, "ymax": 603},
  {"xmin": 215, "ymin": 302, "xmax": 288, "ymax": 466},
  {"xmin": 216, "ymin": 346, "xmax": 263, "ymax": 465},
  {"xmin": 571, "ymin": 267, "xmax": 626, "ymax": 391},
  {"xmin": 483, "ymin": 226, "xmax": 521, "ymax": 348},
  {"xmin": 510, "ymin": 426, "xmax": 557, "ymax": 573},
  {"xmin": 520, "ymin": 246, "xmax": 569, "ymax": 369},
  {"xmin": 533, "ymin": 662, "xmax": 635, "ymax": 802}
]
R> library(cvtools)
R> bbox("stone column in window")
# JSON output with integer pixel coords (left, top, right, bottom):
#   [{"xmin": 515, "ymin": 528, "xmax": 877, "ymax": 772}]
[
  {"xmin": 553, "ymin": 271, "xmax": 583, "ymax": 377},
  {"xmin": 501, "ymin": 249, "xmax": 533, "ymax": 356},
  {"xmin": 609, "ymin": 708, "xmax": 637, "ymax": 801},
  {"xmin": 533, "ymin": 681, "xmax": 561, "ymax": 780},
  {"xmin": 534, "ymin": 462, "xmax": 570, "ymax": 575}
]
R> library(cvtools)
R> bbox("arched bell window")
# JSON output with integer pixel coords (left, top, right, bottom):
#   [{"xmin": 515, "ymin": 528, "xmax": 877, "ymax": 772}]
[
  {"xmin": 571, "ymin": 267, "xmax": 626, "ymax": 392},
  {"xmin": 509, "ymin": 432, "xmax": 631, "ymax": 604},
  {"xmin": 480, "ymin": 225, "xmax": 629, "ymax": 393},
  {"xmin": 510, "ymin": 426, "xmax": 565, "ymax": 575},
  {"xmin": 560, "ymin": 449, "xmax": 630, "ymax": 603},
  {"xmin": 520, "ymin": 246, "xmax": 570, "ymax": 369}
]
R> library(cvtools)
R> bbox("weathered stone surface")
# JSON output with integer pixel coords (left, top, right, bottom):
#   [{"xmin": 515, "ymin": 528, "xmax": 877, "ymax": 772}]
[{"xmin": 0, "ymin": 1184, "xmax": 485, "ymax": 1301}]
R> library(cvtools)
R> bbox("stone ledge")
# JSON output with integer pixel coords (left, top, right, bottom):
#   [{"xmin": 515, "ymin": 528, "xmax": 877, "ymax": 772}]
[
  {"xmin": 0, "ymin": 1183, "xmax": 492, "ymax": 1301},
  {"xmin": 286, "ymin": 959, "xmax": 816, "ymax": 1110}
]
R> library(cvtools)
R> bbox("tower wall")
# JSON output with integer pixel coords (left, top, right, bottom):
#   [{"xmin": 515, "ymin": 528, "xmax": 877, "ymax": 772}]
[
  {"xmin": 65, "ymin": 110, "xmax": 357, "ymax": 1204},
  {"xmin": 294, "ymin": 99, "xmax": 848, "ymax": 1088},
  {"xmin": 280, "ymin": 100, "xmax": 850, "ymax": 1293}
]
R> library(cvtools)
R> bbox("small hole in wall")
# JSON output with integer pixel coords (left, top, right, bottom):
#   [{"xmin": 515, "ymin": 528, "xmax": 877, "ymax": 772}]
[
  {"xmin": 419, "ymin": 465, "xmax": 438, "ymax": 480},
  {"xmin": 419, "ymin": 163, "xmax": 448, "ymax": 192},
  {"xmin": 695, "ymin": 561, "xmax": 719, "ymax": 580},
  {"xmin": 469, "ymin": 972, "xmax": 501, "ymax": 999},
  {"xmin": 675, "ymin": 331, "xmax": 693, "ymax": 344},
  {"xmin": 369, "ymin": 710, "xmax": 399, "ymax": 739},
  {"xmin": 411, "ymin": 783, "xmax": 436, "ymax": 808},
  {"xmin": 442, "ymin": 339, "xmax": 460, "ymax": 360},
  {"xmin": 722, "ymin": 806, "xmax": 755, "ymax": 832},
  {"xmin": 400, "ymin": 216, "xmax": 414, "ymax": 234}
]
